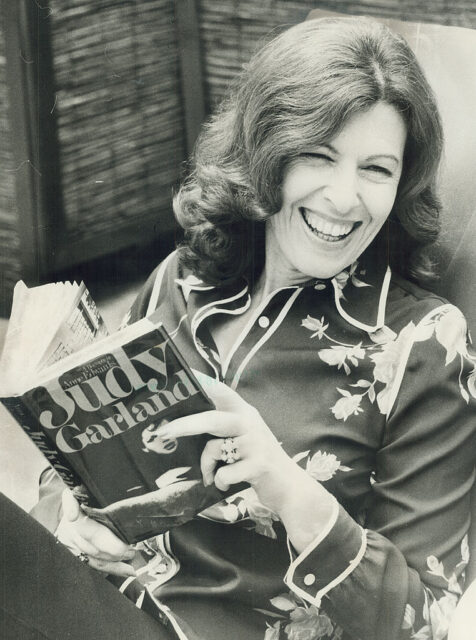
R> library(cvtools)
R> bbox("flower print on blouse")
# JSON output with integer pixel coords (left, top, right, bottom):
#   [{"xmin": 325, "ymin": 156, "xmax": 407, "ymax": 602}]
[
  {"xmin": 333, "ymin": 260, "xmax": 372, "ymax": 297},
  {"xmin": 303, "ymin": 301, "xmax": 475, "ymax": 422},
  {"xmin": 293, "ymin": 450, "xmax": 351, "ymax": 482},
  {"xmin": 200, "ymin": 486, "xmax": 281, "ymax": 539},
  {"xmin": 262, "ymin": 591, "xmax": 338, "ymax": 640},
  {"xmin": 32, "ymin": 248, "xmax": 476, "ymax": 640},
  {"xmin": 120, "ymin": 252, "xmax": 476, "ymax": 640},
  {"xmin": 401, "ymin": 537, "xmax": 470, "ymax": 640}
]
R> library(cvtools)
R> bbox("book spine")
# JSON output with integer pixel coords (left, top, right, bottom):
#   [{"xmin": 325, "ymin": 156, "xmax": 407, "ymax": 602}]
[{"xmin": 1, "ymin": 395, "xmax": 80, "ymax": 490}]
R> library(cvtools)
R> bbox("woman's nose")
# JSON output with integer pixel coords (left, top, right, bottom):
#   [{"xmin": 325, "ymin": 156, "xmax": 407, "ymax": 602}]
[{"xmin": 321, "ymin": 168, "xmax": 360, "ymax": 214}]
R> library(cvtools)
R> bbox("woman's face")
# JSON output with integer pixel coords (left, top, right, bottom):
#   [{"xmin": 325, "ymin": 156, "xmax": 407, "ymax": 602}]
[
  {"xmin": 266, "ymin": 102, "xmax": 407, "ymax": 281},
  {"xmin": 142, "ymin": 422, "xmax": 178, "ymax": 455}
]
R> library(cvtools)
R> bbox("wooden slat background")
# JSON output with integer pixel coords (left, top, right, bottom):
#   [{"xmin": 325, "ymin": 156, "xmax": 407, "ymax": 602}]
[
  {"xmin": 1, "ymin": 0, "xmax": 475, "ymax": 316},
  {"xmin": 48, "ymin": 0, "xmax": 186, "ymax": 255},
  {"xmin": 0, "ymin": 24, "xmax": 21, "ymax": 314},
  {"xmin": 197, "ymin": 0, "xmax": 476, "ymax": 109}
]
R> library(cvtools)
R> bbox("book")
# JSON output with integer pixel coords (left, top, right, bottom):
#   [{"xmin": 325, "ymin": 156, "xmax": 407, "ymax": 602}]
[{"xmin": 0, "ymin": 281, "xmax": 222, "ymax": 544}]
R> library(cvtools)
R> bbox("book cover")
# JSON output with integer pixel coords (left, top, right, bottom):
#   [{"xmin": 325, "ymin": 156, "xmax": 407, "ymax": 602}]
[{"xmin": 2, "ymin": 319, "xmax": 222, "ymax": 544}]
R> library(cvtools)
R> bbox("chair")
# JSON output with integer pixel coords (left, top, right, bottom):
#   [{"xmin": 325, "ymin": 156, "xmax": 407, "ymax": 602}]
[
  {"xmin": 306, "ymin": 8, "xmax": 476, "ymax": 637},
  {"xmin": 304, "ymin": 13, "xmax": 476, "ymax": 338}
]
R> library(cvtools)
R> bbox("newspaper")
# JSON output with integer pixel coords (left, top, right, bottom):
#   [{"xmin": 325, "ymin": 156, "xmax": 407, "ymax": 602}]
[{"xmin": 0, "ymin": 281, "xmax": 107, "ymax": 392}]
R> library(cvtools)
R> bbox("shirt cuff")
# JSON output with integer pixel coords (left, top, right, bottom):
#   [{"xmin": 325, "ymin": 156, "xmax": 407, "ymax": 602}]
[{"xmin": 284, "ymin": 500, "xmax": 367, "ymax": 607}]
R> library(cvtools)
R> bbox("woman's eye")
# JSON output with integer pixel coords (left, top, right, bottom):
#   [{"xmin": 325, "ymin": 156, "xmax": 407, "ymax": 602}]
[
  {"xmin": 301, "ymin": 152, "xmax": 333, "ymax": 162},
  {"xmin": 364, "ymin": 164, "xmax": 393, "ymax": 177}
]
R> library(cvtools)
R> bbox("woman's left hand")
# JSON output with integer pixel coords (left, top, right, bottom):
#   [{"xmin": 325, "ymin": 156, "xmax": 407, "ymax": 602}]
[{"xmin": 155, "ymin": 372, "xmax": 335, "ymax": 547}]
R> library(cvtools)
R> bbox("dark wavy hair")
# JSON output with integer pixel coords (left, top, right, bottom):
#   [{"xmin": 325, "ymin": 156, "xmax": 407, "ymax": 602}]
[{"xmin": 174, "ymin": 16, "xmax": 443, "ymax": 286}]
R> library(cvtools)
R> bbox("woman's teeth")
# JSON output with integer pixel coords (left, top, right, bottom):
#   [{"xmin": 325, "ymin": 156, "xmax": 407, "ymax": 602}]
[{"xmin": 300, "ymin": 207, "xmax": 358, "ymax": 242}]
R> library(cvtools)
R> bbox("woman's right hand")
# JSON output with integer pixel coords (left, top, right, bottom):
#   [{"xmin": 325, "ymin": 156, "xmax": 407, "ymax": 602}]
[{"xmin": 55, "ymin": 489, "xmax": 136, "ymax": 578}]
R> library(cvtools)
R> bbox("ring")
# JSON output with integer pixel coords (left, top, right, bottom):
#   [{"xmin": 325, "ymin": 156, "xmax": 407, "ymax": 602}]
[
  {"xmin": 221, "ymin": 437, "xmax": 240, "ymax": 464},
  {"xmin": 77, "ymin": 552, "xmax": 90, "ymax": 564}
]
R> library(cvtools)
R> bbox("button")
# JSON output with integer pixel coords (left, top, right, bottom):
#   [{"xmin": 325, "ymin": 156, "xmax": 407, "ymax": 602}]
[
  {"xmin": 156, "ymin": 562, "xmax": 168, "ymax": 574},
  {"xmin": 258, "ymin": 316, "xmax": 270, "ymax": 328},
  {"xmin": 314, "ymin": 283, "xmax": 326, "ymax": 291},
  {"xmin": 303, "ymin": 573, "xmax": 316, "ymax": 586}
]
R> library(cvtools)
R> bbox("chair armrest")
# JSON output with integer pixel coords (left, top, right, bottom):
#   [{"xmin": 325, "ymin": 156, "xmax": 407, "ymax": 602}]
[{"xmin": 448, "ymin": 579, "xmax": 476, "ymax": 640}]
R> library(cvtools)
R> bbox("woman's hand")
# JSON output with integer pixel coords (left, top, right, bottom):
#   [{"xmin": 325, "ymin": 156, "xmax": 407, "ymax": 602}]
[
  {"xmin": 156, "ymin": 371, "xmax": 335, "ymax": 551},
  {"xmin": 55, "ymin": 489, "xmax": 136, "ymax": 578}
]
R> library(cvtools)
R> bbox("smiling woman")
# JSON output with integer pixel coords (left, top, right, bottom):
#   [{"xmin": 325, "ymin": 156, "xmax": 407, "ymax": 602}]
[
  {"xmin": 267, "ymin": 103, "xmax": 406, "ymax": 282},
  {"xmin": 175, "ymin": 16, "xmax": 443, "ymax": 290},
  {"xmin": 9, "ymin": 14, "xmax": 476, "ymax": 640}
]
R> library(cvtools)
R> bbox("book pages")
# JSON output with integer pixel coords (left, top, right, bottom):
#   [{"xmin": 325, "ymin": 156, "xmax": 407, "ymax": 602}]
[
  {"xmin": 39, "ymin": 283, "xmax": 108, "ymax": 368},
  {"xmin": 0, "ymin": 281, "xmax": 108, "ymax": 394}
]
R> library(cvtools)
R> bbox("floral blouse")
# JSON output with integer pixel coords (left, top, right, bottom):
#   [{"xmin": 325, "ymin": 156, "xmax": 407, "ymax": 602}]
[{"xmin": 34, "ymin": 247, "xmax": 476, "ymax": 640}]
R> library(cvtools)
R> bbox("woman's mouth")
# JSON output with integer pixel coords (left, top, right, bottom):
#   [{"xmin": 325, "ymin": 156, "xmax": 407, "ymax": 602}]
[{"xmin": 299, "ymin": 207, "xmax": 361, "ymax": 242}]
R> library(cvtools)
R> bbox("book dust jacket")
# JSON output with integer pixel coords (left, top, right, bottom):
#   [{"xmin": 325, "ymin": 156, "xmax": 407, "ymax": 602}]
[{"xmin": 3, "ymin": 325, "xmax": 222, "ymax": 543}]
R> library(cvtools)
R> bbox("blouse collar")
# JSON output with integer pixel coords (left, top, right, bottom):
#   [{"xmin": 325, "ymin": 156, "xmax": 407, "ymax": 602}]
[
  {"xmin": 330, "ymin": 255, "xmax": 391, "ymax": 333},
  {"xmin": 175, "ymin": 246, "xmax": 391, "ymax": 334}
]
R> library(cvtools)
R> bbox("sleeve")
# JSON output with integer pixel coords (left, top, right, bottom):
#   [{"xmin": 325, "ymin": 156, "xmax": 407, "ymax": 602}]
[
  {"xmin": 120, "ymin": 250, "xmax": 178, "ymax": 327},
  {"xmin": 119, "ymin": 265, "xmax": 161, "ymax": 328},
  {"xmin": 284, "ymin": 305, "xmax": 476, "ymax": 640}
]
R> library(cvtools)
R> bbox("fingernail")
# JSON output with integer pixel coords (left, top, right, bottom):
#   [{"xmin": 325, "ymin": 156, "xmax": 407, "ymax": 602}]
[
  {"xmin": 203, "ymin": 473, "xmax": 213, "ymax": 487},
  {"xmin": 125, "ymin": 566, "xmax": 137, "ymax": 577}
]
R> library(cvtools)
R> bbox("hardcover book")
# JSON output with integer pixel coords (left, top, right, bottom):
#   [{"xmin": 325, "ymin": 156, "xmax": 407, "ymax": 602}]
[{"xmin": 0, "ymin": 281, "xmax": 222, "ymax": 543}]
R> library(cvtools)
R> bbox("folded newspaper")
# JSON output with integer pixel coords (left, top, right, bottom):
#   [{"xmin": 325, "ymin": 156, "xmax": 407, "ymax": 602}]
[{"xmin": 0, "ymin": 281, "xmax": 222, "ymax": 543}]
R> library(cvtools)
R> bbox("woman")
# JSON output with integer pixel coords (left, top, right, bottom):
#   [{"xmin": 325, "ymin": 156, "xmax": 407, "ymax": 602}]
[{"xmin": 11, "ymin": 15, "xmax": 476, "ymax": 640}]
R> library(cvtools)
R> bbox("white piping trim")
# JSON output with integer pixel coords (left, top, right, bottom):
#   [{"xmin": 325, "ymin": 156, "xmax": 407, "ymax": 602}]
[
  {"xmin": 384, "ymin": 303, "xmax": 453, "ymax": 419},
  {"xmin": 230, "ymin": 288, "xmax": 303, "ymax": 390},
  {"xmin": 118, "ymin": 575, "xmax": 136, "ymax": 594},
  {"xmin": 190, "ymin": 324, "xmax": 221, "ymax": 380},
  {"xmin": 221, "ymin": 286, "xmax": 297, "ymax": 377},
  {"xmin": 163, "ymin": 530, "xmax": 172, "ymax": 555},
  {"xmin": 199, "ymin": 300, "xmax": 253, "ymax": 373},
  {"xmin": 332, "ymin": 266, "xmax": 391, "ymax": 333},
  {"xmin": 190, "ymin": 285, "xmax": 249, "ymax": 337},
  {"xmin": 168, "ymin": 313, "xmax": 189, "ymax": 339},
  {"xmin": 189, "ymin": 285, "xmax": 249, "ymax": 379},
  {"xmin": 284, "ymin": 500, "xmax": 368, "ymax": 608},
  {"xmin": 174, "ymin": 278, "xmax": 215, "ymax": 292},
  {"xmin": 133, "ymin": 533, "xmax": 180, "ymax": 589},
  {"xmin": 284, "ymin": 497, "xmax": 339, "ymax": 588},
  {"xmin": 135, "ymin": 589, "xmax": 146, "ymax": 608},
  {"xmin": 194, "ymin": 296, "xmax": 251, "ymax": 340},
  {"xmin": 146, "ymin": 250, "xmax": 177, "ymax": 316},
  {"xmin": 193, "ymin": 340, "xmax": 220, "ymax": 380},
  {"xmin": 145, "ymin": 589, "xmax": 190, "ymax": 640},
  {"xmin": 314, "ymin": 527, "xmax": 367, "ymax": 603},
  {"xmin": 286, "ymin": 535, "xmax": 296, "ymax": 564}
]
